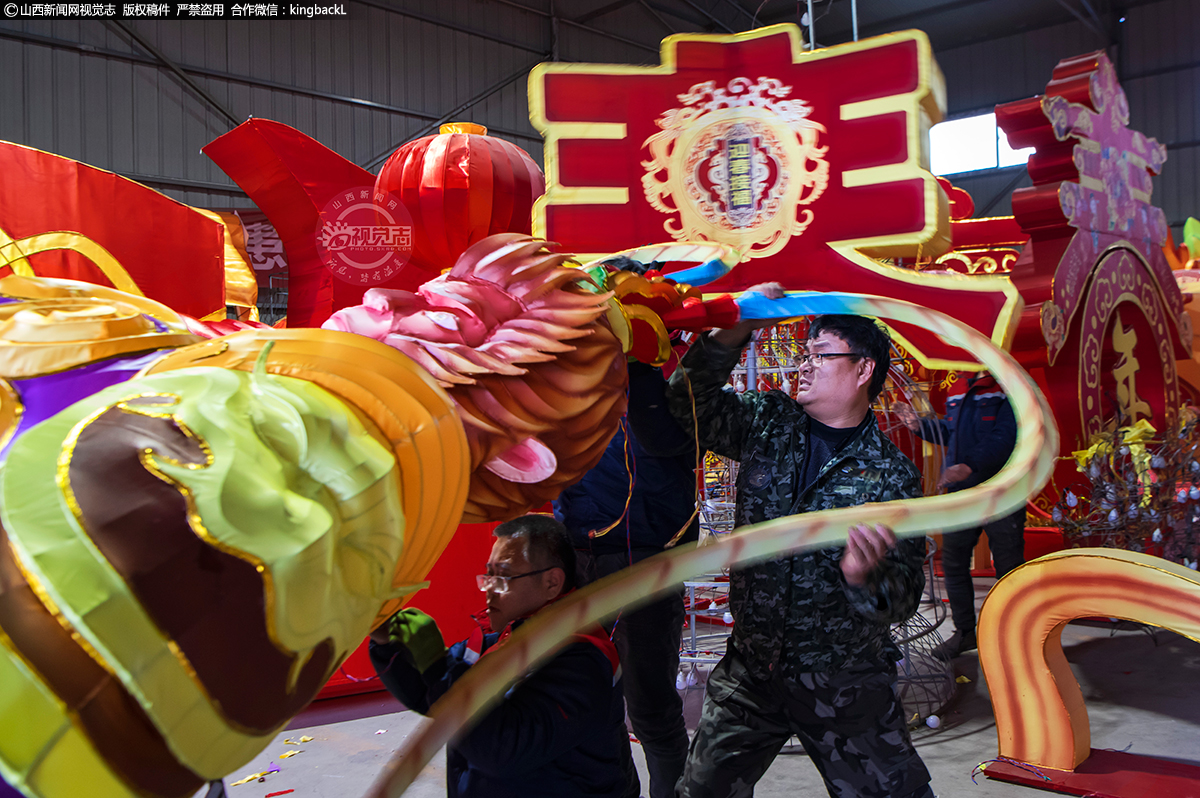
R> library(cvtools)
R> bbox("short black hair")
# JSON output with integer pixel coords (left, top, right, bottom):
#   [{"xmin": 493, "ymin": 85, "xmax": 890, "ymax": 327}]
[
  {"xmin": 806, "ymin": 315, "xmax": 892, "ymax": 401},
  {"xmin": 493, "ymin": 514, "xmax": 577, "ymax": 593}
]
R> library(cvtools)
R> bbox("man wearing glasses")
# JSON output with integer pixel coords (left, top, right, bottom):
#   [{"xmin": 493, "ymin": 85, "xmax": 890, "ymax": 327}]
[
  {"xmin": 369, "ymin": 514, "xmax": 626, "ymax": 798},
  {"xmin": 667, "ymin": 283, "xmax": 934, "ymax": 798}
]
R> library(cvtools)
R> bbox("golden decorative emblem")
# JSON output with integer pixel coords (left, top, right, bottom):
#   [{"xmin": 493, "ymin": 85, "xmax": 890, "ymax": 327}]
[
  {"xmin": 1041, "ymin": 301, "xmax": 1067, "ymax": 351},
  {"xmin": 640, "ymin": 77, "xmax": 829, "ymax": 258},
  {"xmin": 930, "ymin": 249, "xmax": 1019, "ymax": 275}
]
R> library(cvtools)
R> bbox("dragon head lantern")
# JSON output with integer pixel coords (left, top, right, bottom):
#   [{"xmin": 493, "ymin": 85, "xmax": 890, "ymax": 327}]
[{"xmin": 324, "ymin": 233, "xmax": 629, "ymax": 521}]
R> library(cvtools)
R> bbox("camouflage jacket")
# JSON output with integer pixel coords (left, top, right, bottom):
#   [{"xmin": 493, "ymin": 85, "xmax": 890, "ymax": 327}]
[{"xmin": 667, "ymin": 333, "xmax": 926, "ymax": 679}]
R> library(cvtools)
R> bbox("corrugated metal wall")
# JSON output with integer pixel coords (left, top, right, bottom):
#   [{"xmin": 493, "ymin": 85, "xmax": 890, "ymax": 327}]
[
  {"xmin": 1, "ymin": 0, "xmax": 1196, "ymax": 237},
  {"xmin": 0, "ymin": 1, "xmax": 668, "ymax": 210},
  {"xmin": 939, "ymin": 0, "xmax": 1200, "ymax": 244}
]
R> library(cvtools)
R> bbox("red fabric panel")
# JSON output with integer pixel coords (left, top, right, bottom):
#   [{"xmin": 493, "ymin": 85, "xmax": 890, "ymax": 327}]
[
  {"xmin": 203, "ymin": 120, "xmax": 373, "ymax": 327},
  {"xmin": 0, "ymin": 141, "xmax": 224, "ymax": 318}
]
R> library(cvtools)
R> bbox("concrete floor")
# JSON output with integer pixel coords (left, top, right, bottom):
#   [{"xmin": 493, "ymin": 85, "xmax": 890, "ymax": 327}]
[{"xmin": 217, "ymin": 577, "xmax": 1200, "ymax": 797}]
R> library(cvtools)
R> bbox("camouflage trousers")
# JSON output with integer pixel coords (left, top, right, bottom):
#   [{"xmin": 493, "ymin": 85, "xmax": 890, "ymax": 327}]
[{"xmin": 677, "ymin": 646, "xmax": 933, "ymax": 798}]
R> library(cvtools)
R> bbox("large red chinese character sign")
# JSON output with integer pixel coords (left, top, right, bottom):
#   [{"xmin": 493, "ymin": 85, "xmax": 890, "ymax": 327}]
[{"xmin": 530, "ymin": 25, "xmax": 1021, "ymax": 368}]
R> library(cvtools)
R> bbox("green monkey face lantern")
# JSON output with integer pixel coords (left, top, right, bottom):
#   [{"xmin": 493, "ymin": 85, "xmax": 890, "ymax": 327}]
[{"xmin": 0, "ymin": 333, "xmax": 469, "ymax": 798}]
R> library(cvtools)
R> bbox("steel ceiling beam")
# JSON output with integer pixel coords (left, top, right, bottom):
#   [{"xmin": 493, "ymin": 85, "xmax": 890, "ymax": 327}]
[
  {"xmin": 761, "ymin": 0, "xmax": 994, "ymax": 38},
  {"xmin": 574, "ymin": 0, "xmax": 635, "ymax": 24},
  {"xmin": 934, "ymin": 0, "xmax": 1166, "ymax": 59},
  {"xmin": 976, "ymin": 167, "xmax": 1030, "ymax": 216},
  {"xmin": 637, "ymin": 0, "xmax": 679, "ymax": 33},
  {"xmin": 0, "ymin": 27, "xmax": 542, "ymax": 144},
  {"xmin": 585, "ymin": 0, "xmax": 733, "ymax": 30},
  {"xmin": 486, "ymin": 0, "xmax": 660, "ymax": 53},
  {"xmin": 945, "ymin": 55, "xmax": 1200, "ymax": 119},
  {"xmin": 551, "ymin": 0, "xmax": 561, "ymax": 60},
  {"xmin": 557, "ymin": 16, "xmax": 660, "ymax": 53},
  {"xmin": 352, "ymin": 0, "xmax": 548, "ymax": 54},
  {"xmin": 1053, "ymin": 0, "xmax": 1109, "ymax": 42},
  {"xmin": 670, "ymin": 0, "xmax": 736, "ymax": 32},
  {"xmin": 107, "ymin": 21, "xmax": 242, "ymax": 129},
  {"xmin": 487, "ymin": 0, "xmax": 551, "ymax": 16},
  {"xmin": 1077, "ymin": 0, "xmax": 1107, "ymax": 34},
  {"xmin": 116, "ymin": 172, "xmax": 249, "ymax": 196},
  {"xmin": 760, "ymin": 0, "xmax": 1167, "ymax": 49},
  {"xmin": 361, "ymin": 54, "xmax": 550, "ymax": 171},
  {"xmin": 716, "ymin": 0, "xmax": 760, "ymax": 27}
]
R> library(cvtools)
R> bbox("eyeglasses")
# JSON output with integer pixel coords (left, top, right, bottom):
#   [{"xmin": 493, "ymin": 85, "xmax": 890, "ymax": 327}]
[
  {"xmin": 476, "ymin": 567, "xmax": 554, "ymax": 594},
  {"xmin": 793, "ymin": 352, "xmax": 862, "ymax": 368}
]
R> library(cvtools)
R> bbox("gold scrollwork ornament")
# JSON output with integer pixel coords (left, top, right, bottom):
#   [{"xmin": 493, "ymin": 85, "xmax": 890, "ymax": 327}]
[{"xmin": 640, "ymin": 77, "xmax": 829, "ymax": 259}]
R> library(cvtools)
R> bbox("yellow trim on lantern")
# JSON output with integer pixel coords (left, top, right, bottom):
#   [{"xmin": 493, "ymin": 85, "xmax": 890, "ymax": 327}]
[
  {"xmin": 1053, "ymin": 240, "xmax": 1190, "ymax": 368},
  {"xmin": 5, "ymin": 403, "xmax": 280, "ymax": 779},
  {"xmin": 0, "ymin": 626, "xmax": 141, "ymax": 798},
  {"xmin": 551, "ymin": 187, "xmax": 629, "ymax": 205},
  {"xmin": 0, "ymin": 229, "xmax": 144, "ymax": 297},
  {"xmin": 533, "ymin": 122, "xmax": 629, "ymax": 209},
  {"xmin": 0, "ymin": 378, "xmax": 22, "ymax": 454},
  {"xmin": 196, "ymin": 209, "xmax": 260, "ymax": 323},
  {"xmin": 546, "ymin": 122, "xmax": 627, "ymax": 140},
  {"xmin": 440, "ymin": 122, "xmax": 488, "ymax": 135}
]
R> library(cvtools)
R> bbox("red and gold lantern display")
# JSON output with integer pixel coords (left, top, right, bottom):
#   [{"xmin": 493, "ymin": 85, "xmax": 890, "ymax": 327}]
[{"xmin": 375, "ymin": 123, "xmax": 546, "ymax": 274}]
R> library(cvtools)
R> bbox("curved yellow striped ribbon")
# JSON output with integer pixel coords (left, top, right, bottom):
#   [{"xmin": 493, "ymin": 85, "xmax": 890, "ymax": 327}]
[
  {"xmin": 0, "ymin": 227, "xmax": 145, "ymax": 297},
  {"xmin": 363, "ymin": 292, "xmax": 1059, "ymax": 798},
  {"xmin": 978, "ymin": 548, "xmax": 1200, "ymax": 770}
]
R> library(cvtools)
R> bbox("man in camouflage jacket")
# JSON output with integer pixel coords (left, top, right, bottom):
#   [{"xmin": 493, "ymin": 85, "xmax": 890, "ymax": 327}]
[{"xmin": 667, "ymin": 286, "xmax": 934, "ymax": 798}]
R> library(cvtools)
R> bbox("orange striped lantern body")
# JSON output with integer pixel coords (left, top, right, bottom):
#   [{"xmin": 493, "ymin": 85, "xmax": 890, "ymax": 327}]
[
  {"xmin": 375, "ymin": 124, "xmax": 545, "ymax": 274},
  {"xmin": 0, "ymin": 277, "xmax": 469, "ymax": 798}
]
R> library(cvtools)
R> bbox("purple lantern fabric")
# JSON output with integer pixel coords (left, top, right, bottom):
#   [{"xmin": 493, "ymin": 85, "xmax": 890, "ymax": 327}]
[{"xmin": 1, "ymin": 350, "xmax": 166, "ymax": 461}]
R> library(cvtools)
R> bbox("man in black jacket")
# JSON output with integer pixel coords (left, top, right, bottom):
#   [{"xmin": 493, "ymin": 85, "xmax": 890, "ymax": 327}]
[
  {"xmin": 369, "ymin": 515, "xmax": 626, "ymax": 798},
  {"xmin": 554, "ymin": 361, "xmax": 698, "ymax": 798},
  {"xmin": 897, "ymin": 370, "xmax": 1024, "ymax": 659}
]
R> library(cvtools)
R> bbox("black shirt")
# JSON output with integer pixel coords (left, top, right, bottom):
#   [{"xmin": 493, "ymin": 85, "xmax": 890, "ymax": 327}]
[{"xmin": 796, "ymin": 415, "xmax": 866, "ymax": 507}]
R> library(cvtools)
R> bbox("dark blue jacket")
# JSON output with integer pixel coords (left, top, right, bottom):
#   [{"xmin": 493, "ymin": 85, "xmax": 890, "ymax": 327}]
[
  {"xmin": 553, "ymin": 363, "xmax": 699, "ymax": 560},
  {"xmin": 369, "ymin": 616, "xmax": 626, "ymax": 798},
  {"xmin": 915, "ymin": 373, "xmax": 1017, "ymax": 492}
]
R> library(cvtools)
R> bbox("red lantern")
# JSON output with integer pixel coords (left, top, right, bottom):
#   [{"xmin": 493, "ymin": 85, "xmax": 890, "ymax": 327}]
[{"xmin": 375, "ymin": 123, "xmax": 545, "ymax": 273}]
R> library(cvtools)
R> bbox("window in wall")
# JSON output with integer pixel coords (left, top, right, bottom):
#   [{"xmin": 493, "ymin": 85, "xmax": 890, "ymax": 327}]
[{"xmin": 929, "ymin": 112, "xmax": 1034, "ymax": 176}]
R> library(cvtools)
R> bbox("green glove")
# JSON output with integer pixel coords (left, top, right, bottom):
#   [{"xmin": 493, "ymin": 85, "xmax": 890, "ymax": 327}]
[{"xmin": 378, "ymin": 608, "xmax": 446, "ymax": 673}]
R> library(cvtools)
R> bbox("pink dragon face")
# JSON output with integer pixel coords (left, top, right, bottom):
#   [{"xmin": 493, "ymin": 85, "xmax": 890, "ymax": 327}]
[{"xmin": 325, "ymin": 234, "xmax": 628, "ymax": 522}]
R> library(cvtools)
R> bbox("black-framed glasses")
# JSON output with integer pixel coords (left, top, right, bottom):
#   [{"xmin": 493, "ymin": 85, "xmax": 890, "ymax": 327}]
[
  {"xmin": 476, "ymin": 567, "xmax": 554, "ymax": 594},
  {"xmin": 794, "ymin": 352, "xmax": 862, "ymax": 368}
]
